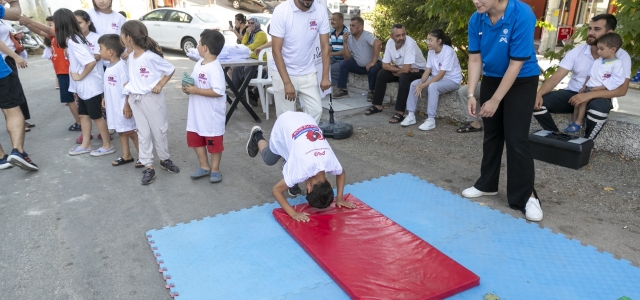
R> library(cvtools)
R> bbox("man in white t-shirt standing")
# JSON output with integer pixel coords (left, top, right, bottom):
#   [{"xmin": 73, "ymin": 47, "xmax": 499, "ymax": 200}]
[
  {"xmin": 534, "ymin": 14, "xmax": 631, "ymax": 140},
  {"xmin": 364, "ymin": 24, "xmax": 427, "ymax": 125},
  {"xmin": 245, "ymin": 111, "xmax": 355, "ymax": 222},
  {"xmin": 270, "ymin": 0, "xmax": 332, "ymax": 123}
]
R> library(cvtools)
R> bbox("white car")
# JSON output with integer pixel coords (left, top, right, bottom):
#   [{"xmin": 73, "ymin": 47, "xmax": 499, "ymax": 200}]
[{"xmin": 140, "ymin": 8, "xmax": 228, "ymax": 54}]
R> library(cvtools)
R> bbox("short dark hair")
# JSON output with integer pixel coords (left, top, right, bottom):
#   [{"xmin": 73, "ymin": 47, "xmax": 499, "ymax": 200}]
[
  {"xmin": 46, "ymin": 16, "xmax": 53, "ymax": 22},
  {"xmin": 597, "ymin": 32, "xmax": 622, "ymax": 50},
  {"xmin": 200, "ymin": 29, "xmax": 225, "ymax": 56},
  {"xmin": 332, "ymin": 12, "xmax": 344, "ymax": 20},
  {"xmin": 118, "ymin": 11, "xmax": 127, "ymax": 19},
  {"xmin": 351, "ymin": 16, "xmax": 364, "ymax": 26},
  {"xmin": 306, "ymin": 180, "xmax": 334, "ymax": 209},
  {"xmin": 391, "ymin": 23, "xmax": 404, "ymax": 35},
  {"xmin": 591, "ymin": 14, "xmax": 617, "ymax": 31},
  {"xmin": 98, "ymin": 33, "xmax": 125, "ymax": 57}
]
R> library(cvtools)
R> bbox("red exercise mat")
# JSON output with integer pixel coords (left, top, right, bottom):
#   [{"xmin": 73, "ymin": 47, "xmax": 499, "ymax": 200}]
[{"xmin": 273, "ymin": 194, "xmax": 480, "ymax": 300}]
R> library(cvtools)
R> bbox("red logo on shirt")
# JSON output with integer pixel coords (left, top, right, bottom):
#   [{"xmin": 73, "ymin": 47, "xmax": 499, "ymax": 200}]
[
  {"xmin": 111, "ymin": 23, "xmax": 119, "ymax": 31},
  {"xmin": 292, "ymin": 125, "xmax": 324, "ymax": 141},
  {"xmin": 310, "ymin": 20, "xmax": 317, "ymax": 31},
  {"xmin": 107, "ymin": 76, "xmax": 117, "ymax": 86},
  {"xmin": 198, "ymin": 72, "xmax": 207, "ymax": 84},
  {"xmin": 603, "ymin": 73, "xmax": 611, "ymax": 79},
  {"xmin": 139, "ymin": 67, "xmax": 150, "ymax": 78}
]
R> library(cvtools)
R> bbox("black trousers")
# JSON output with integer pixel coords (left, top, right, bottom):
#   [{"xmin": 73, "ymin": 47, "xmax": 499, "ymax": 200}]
[
  {"xmin": 372, "ymin": 69, "xmax": 424, "ymax": 112},
  {"xmin": 532, "ymin": 89, "xmax": 612, "ymax": 139},
  {"xmin": 474, "ymin": 76, "xmax": 538, "ymax": 212},
  {"xmin": 4, "ymin": 56, "xmax": 30, "ymax": 120}
]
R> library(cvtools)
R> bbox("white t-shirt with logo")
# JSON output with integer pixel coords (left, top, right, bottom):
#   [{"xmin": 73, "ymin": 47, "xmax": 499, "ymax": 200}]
[
  {"xmin": 586, "ymin": 58, "xmax": 625, "ymax": 91},
  {"xmin": 186, "ymin": 58, "xmax": 227, "ymax": 137},
  {"xmin": 86, "ymin": 10, "xmax": 126, "ymax": 66},
  {"xmin": 67, "ymin": 36, "xmax": 104, "ymax": 100},
  {"xmin": 269, "ymin": 0, "xmax": 330, "ymax": 76},
  {"xmin": 104, "ymin": 60, "xmax": 136, "ymax": 132},
  {"xmin": 426, "ymin": 45, "xmax": 462, "ymax": 83},
  {"xmin": 85, "ymin": 32, "xmax": 101, "ymax": 57},
  {"xmin": 123, "ymin": 51, "xmax": 175, "ymax": 95},
  {"xmin": 558, "ymin": 43, "xmax": 632, "ymax": 92},
  {"xmin": 0, "ymin": 20, "xmax": 15, "ymax": 60},
  {"xmin": 382, "ymin": 35, "xmax": 427, "ymax": 70},
  {"xmin": 269, "ymin": 111, "xmax": 343, "ymax": 187}
]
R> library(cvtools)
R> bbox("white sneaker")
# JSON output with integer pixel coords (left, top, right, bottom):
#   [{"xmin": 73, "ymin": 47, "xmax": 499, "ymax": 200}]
[
  {"xmin": 525, "ymin": 197, "xmax": 543, "ymax": 221},
  {"xmin": 400, "ymin": 114, "xmax": 416, "ymax": 126},
  {"xmin": 418, "ymin": 118, "xmax": 436, "ymax": 131},
  {"xmin": 462, "ymin": 186, "xmax": 498, "ymax": 198},
  {"xmin": 611, "ymin": 97, "xmax": 619, "ymax": 111}
]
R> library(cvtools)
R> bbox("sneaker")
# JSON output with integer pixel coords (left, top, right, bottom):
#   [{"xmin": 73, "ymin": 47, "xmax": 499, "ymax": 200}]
[
  {"xmin": 141, "ymin": 168, "xmax": 156, "ymax": 185},
  {"xmin": 525, "ymin": 197, "xmax": 543, "ymax": 221},
  {"xmin": 160, "ymin": 159, "xmax": 180, "ymax": 173},
  {"xmin": 462, "ymin": 186, "xmax": 498, "ymax": 198},
  {"xmin": 332, "ymin": 89, "xmax": 349, "ymax": 99},
  {"xmin": 69, "ymin": 146, "xmax": 92, "ymax": 156},
  {"xmin": 418, "ymin": 118, "xmax": 436, "ymax": 131},
  {"xmin": 246, "ymin": 126, "xmax": 263, "ymax": 158},
  {"xmin": 367, "ymin": 91, "xmax": 374, "ymax": 102},
  {"xmin": 400, "ymin": 114, "xmax": 416, "ymax": 127},
  {"xmin": 288, "ymin": 183, "xmax": 302, "ymax": 197},
  {"xmin": 190, "ymin": 167, "xmax": 211, "ymax": 179},
  {"xmin": 7, "ymin": 149, "xmax": 38, "ymax": 171},
  {"xmin": 90, "ymin": 146, "xmax": 116, "ymax": 157},
  {"xmin": 209, "ymin": 172, "xmax": 223, "ymax": 183},
  {"xmin": 76, "ymin": 134, "xmax": 93, "ymax": 144},
  {"xmin": 68, "ymin": 123, "xmax": 81, "ymax": 131},
  {"xmin": 0, "ymin": 154, "xmax": 14, "ymax": 170}
]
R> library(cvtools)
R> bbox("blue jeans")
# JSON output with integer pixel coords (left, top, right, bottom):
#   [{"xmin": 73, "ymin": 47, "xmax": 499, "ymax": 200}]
[{"xmin": 337, "ymin": 58, "xmax": 382, "ymax": 91}]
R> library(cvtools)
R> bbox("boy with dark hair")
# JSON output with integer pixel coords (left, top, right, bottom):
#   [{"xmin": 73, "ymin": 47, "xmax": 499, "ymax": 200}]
[
  {"xmin": 99, "ymin": 34, "xmax": 140, "ymax": 165},
  {"xmin": 246, "ymin": 111, "xmax": 355, "ymax": 222},
  {"xmin": 566, "ymin": 32, "xmax": 625, "ymax": 133},
  {"xmin": 181, "ymin": 29, "xmax": 227, "ymax": 183}
]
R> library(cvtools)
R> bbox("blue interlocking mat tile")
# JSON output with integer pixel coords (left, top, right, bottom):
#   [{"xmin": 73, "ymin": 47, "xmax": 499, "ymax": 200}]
[{"xmin": 146, "ymin": 173, "xmax": 640, "ymax": 299}]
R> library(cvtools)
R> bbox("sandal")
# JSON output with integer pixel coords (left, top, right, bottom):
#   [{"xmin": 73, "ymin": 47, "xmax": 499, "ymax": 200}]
[
  {"xmin": 112, "ymin": 157, "xmax": 134, "ymax": 166},
  {"xmin": 24, "ymin": 126, "xmax": 30, "ymax": 132},
  {"xmin": 364, "ymin": 106, "xmax": 382, "ymax": 115},
  {"xmin": 25, "ymin": 121, "xmax": 35, "ymax": 128},
  {"xmin": 135, "ymin": 159, "xmax": 144, "ymax": 168},
  {"xmin": 388, "ymin": 113, "xmax": 405, "ymax": 124},
  {"xmin": 456, "ymin": 123, "xmax": 483, "ymax": 133},
  {"xmin": 68, "ymin": 123, "xmax": 81, "ymax": 131},
  {"xmin": 564, "ymin": 122, "xmax": 582, "ymax": 133}
]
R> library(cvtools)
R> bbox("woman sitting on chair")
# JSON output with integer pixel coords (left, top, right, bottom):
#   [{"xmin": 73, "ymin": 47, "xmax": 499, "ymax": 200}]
[{"xmin": 231, "ymin": 18, "xmax": 268, "ymax": 106}]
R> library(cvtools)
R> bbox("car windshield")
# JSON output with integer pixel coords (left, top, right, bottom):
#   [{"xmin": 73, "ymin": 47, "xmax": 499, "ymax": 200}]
[{"xmin": 196, "ymin": 13, "xmax": 218, "ymax": 23}]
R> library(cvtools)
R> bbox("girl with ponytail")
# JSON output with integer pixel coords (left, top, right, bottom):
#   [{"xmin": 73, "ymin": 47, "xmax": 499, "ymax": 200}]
[
  {"xmin": 401, "ymin": 29, "xmax": 462, "ymax": 131},
  {"xmin": 120, "ymin": 20, "xmax": 179, "ymax": 185}
]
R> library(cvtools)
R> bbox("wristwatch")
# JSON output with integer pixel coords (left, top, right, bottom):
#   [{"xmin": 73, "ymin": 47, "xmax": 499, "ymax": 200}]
[{"xmin": 467, "ymin": 94, "xmax": 475, "ymax": 99}]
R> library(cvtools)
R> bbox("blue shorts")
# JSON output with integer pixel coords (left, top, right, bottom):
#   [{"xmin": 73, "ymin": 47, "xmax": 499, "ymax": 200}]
[{"xmin": 57, "ymin": 74, "xmax": 74, "ymax": 103}]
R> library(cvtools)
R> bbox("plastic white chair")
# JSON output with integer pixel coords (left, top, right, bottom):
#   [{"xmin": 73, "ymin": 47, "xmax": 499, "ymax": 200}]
[{"xmin": 245, "ymin": 48, "xmax": 274, "ymax": 119}]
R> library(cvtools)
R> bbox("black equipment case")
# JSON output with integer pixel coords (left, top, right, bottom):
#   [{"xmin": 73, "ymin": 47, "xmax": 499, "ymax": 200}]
[{"xmin": 529, "ymin": 130, "xmax": 594, "ymax": 169}]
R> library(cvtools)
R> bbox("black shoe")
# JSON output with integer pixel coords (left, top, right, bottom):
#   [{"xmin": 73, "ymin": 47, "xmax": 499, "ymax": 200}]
[
  {"xmin": 332, "ymin": 89, "xmax": 349, "ymax": 99},
  {"xmin": 288, "ymin": 183, "xmax": 302, "ymax": 197},
  {"xmin": 247, "ymin": 126, "xmax": 262, "ymax": 158},
  {"xmin": 141, "ymin": 168, "xmax": 156, "ymax": 185},
  {"xmin": 160, "ymin": 159, "xmax": 180, "ymax": 173}
]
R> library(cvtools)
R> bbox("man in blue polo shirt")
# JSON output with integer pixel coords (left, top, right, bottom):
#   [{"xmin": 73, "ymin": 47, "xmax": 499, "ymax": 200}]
[
  {"xmin": 328, "ymin": 12, "xmax": 348, "ymax": 86},
  {"xmin": 0, "ymin": 3, "xmax": 38, "ymax": 171}
]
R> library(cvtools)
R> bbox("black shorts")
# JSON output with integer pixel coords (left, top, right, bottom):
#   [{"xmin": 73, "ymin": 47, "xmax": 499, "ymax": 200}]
[
  {"xmin": 0, "ymin": 71, "xmax": 25, "ymax": 109},
  {"xmin": 57, "ymin": 74, "xmax": 74, "ymax": 103},
  {"xmin": 77, "ymin": 94, "xmax": 104, "ymax": 119}
]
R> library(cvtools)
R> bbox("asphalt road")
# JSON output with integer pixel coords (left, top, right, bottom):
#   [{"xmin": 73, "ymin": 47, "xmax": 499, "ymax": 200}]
[{"xmin": 1, "ymin": 50, "xmax": 639, "ymax": 299}]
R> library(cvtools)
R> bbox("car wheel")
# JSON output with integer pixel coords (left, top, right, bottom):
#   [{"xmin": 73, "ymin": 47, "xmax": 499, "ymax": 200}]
[
  {"xmin": 232, "ymin": 0, "xmax": 240, "ymax": 9},
  {"xmin": 181, "ymin": 37, "xmax": 197, "ymax": 55},
  {"xmin": 262, "ymin": 8, "xmax": 270, "ymax": 14}
]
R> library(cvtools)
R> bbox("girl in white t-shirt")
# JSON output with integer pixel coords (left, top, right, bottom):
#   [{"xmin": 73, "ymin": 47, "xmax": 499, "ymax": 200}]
[
  {"xmin": 121, "ymin": 20, "xmax": 178, "ymax": 185},
  {"xmin": 74, "ymin": 10, "xmax": 101, "ymax": 62},
  {"xmin": 86, "ymin": 0, "xmax": 127, "ymax": 67},
  {"xmin": 401, "ymin": 29, "xmax": 462, "ymax": 131},
  {"xmin": 182, "ymin": 30, "xmax": 227, "ymax": 183},
  {"xmin": 53, "ymin": 9, "xmax": 113, "ymax": 157}
]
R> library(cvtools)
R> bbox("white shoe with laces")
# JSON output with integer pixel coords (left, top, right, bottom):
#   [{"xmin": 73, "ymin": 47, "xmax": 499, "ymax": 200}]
[
  {"xmin": 418, "ymin": 118, "xmax": 436, "ymax": 131},
  {"xmin": 525, "ymin": 197, "xmax": 543, "ymax": 221},
  {"xmin": 400, "ymin": 114, "xmax": 416, "ymax": 127},
  {"xmin": 462, "ymin": 186, "xmax": 498, "ymax": 198}
]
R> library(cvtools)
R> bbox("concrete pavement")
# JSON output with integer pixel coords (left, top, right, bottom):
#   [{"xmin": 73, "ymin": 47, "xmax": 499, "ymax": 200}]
[{"xmin": 1, "ymin": 49, "xmax": 639, "ymax": 299}]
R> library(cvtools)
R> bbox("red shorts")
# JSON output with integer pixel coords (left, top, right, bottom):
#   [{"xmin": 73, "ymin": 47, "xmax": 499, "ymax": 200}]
[{"xmin": 186, "ymin": 131, "xmax": 224, "ymax": 153}]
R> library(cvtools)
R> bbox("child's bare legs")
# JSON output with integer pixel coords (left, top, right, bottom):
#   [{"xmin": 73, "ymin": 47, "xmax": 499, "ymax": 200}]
[
  {"xmin": 79, "ymin": 115, "xmax": 92, "ymax": 148},
  {"xmin": 129, "ymin": 131, "xmax": 139, "ymax": 156},
  {"xmin": 93, "ymin": 118, "xmax": 112, "ymax": 149},
  {"xmin": 210, "ymin": 152, "xmax": 221, "ymax": 173},
  {"xmin": 574, "ymin": 102, "xmax": 587, "ymax": 126},
  {"xmin": 119, "ymin": 132, "xmax": 134, "ymax": 160},
  {"xmin": 68, "ymin": 101, "xmax": 81, "ymax": 124},
  {"xmin": 194, "ymin": 147, "xmax": 211, "ymax": 171}
]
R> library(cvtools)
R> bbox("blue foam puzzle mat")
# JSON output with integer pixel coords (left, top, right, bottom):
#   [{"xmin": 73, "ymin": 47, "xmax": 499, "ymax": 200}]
[{"xmin": 146, "ymin": 173, "xmax": 640, "ymax": 299}]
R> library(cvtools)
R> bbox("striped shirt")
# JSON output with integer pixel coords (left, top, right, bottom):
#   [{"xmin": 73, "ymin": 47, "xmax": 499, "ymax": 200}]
[{"xmin": 330, "ymin": 25, "xmax": 348, "ymax": 61}]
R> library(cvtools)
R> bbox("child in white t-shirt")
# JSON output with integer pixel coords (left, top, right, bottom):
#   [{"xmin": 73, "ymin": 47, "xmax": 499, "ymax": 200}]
[
  {"xmin": 245, "ymin": 111, "xmax": 356, "ymax": 222},
  {"xmin": 86, "ymin": 1, "xmax": 127, "ymax": 67},
  {"xmin": 53, "ymin": 9, "xmax": 113, "ymax": 157},
  {"xmin": 121, "ymin": 20, "xmax": 178, "ymax": 185},
  {"xmin": 566, "ymin": 33, "xmax": 625, "ymax": 133},
  {"xmin": 402, "ymin": 29, "xmax": 462, "ymax": 131},
  {"xmin": 74, "ymin": 10, "xmax": 101, "ymax": 62},
  {"xmin": 182, "ymin": 30, "xmax": 227, "ymax": 183},
  {"xmin": 98, "ymin": 34, "xmax": 141, "ymax": 167}
]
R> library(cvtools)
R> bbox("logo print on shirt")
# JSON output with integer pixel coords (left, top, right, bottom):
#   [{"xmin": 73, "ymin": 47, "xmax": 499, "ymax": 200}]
[
  {"xmin": 499, "ymin": 37, "xmax": 508, "ymax": 43},
  {"xmin": 310, "ymin": 20, "xmax": 318, "ymax": 31},
  {"xmin": 111, "ymin": 23, "xmax": 119, "ymax": 31},
  {"xmin": 503, "ymin": 29, "xmax": 508, "ymax": 34},
  {"xmin": 292, "ymin": 125, "xmax": 324, "ymax": 141},
  {"xmin": 198, "ymin": 73, "xmax": 208, "ymax": 84},
  {"xmin": 107, "ymin": 76, "xmax": 117, "ymax": 86},
  {"xmin": 139, "ymin": 67, "xmax": 150, "ymax": 78},
  {"xmin": 603, "ymin": 73, "xmax": 612, "ymax": 79}
]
